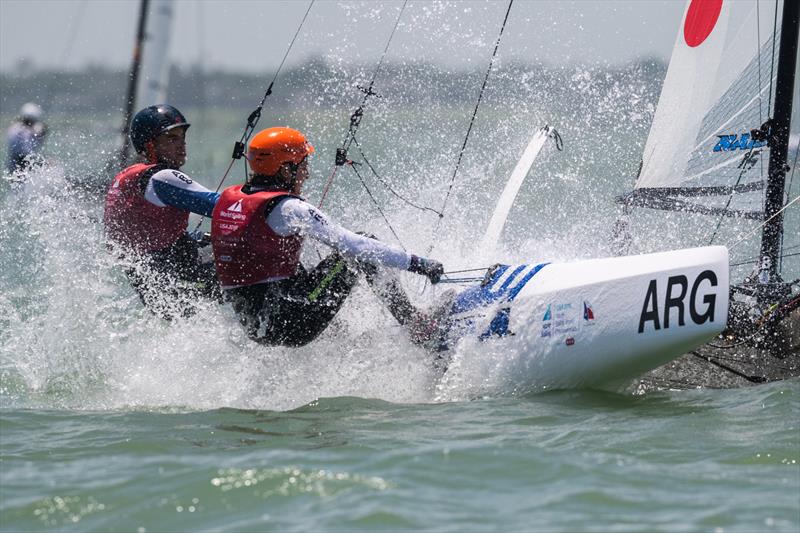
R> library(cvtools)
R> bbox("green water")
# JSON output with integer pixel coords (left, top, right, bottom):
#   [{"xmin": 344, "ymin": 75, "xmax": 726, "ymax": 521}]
[
  {"xmin": 2, "ymin": 63, "xmax": 799, "ymax": 531},
  {"xmin": 2, "ymin": 386, "xmax": 798, "ymax": 532}
]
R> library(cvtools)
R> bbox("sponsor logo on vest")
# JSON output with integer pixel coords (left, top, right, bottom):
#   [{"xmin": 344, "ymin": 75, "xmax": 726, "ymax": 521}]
[
  {"xmin": 220, "ymin": 199, "xmax": 246, "ymax": 221},
  {"xmin": 638, "ymin": 270, "xmax": 718, "ymax": 333}
]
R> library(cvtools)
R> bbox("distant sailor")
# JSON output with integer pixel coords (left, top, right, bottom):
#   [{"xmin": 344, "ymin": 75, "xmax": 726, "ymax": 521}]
[
  {"xmin": 6, "ymin": 102, "xmax": 48, "ymax": 173},
  {"xmin": 210, "ymin": 127, "xmax": 446, "ymax": 347},
  {"xmin": 104, "ymin": 104, "xmax": 221, "ymax": 318}
]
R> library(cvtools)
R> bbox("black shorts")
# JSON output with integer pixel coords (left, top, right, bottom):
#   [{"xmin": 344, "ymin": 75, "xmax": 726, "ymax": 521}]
[{"xmin": 223, "ymin": 253, "xmax": 358, "ymax": 347}]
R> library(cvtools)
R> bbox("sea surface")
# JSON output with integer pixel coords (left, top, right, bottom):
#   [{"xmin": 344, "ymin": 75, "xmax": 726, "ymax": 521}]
[
  {"xmin": 1, "ymin": 386, "xmax": 798, "ymax": 532},
  {"xmin": 2, "ymin": 56, "xmax": 800, "ymax": 531}
]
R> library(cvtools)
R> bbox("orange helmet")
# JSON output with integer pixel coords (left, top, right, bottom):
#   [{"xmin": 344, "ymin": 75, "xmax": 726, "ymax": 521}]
[{"xmin": 247, "ymin": 127, "xmax": 314, "ymax": 176}]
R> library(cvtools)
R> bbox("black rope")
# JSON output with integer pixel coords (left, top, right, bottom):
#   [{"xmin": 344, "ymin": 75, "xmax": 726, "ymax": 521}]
[
  {"xmin": 214, "ymin": 0, "xmax": 315, "ymax": 193},
  {"xmin": 351, "ymin": 135, "xmax": 443, "ymax": 217},
  {"xmin": 427, "ymin": 0, "xmax": 515, "ymax": 254},
  {"xmin": 707, "ymin": 147, "xmax": 761, "ymax": 244},
  {"xmin": 318, "ymin": 0, "xmax": 407, "ymax": 208},
  {"xmin": 732, "ymin": 250, "xmax": 800, "ymax": 268},
  {"xmin": 349, "ymin": 163, "xmax": 407, "ymax": 250}
]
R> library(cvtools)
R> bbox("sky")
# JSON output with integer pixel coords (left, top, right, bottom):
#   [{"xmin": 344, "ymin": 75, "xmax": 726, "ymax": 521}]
[{"xmin": 0, "ymin": 0, "xmax": 687, "ymax": 74}]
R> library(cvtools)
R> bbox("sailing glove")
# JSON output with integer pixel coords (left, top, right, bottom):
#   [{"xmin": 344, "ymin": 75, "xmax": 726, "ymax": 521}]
[{"xmin": 408, "ymin": 255, "xmax": 444, "ymax": 284}]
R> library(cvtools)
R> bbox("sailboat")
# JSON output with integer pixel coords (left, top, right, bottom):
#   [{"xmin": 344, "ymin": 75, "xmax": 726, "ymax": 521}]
[
  {"xmin": 113, "ymin": 0, "xmax": 175, "ymax": 170},
  {"xmin": 613, "ymin": 0, "xmax": 800, "ymax": 388}
]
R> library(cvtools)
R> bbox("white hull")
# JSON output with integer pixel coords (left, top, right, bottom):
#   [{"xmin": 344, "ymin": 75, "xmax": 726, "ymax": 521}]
[{"xmin": 447, "ymin": 246, "xmax": 730, "ymax": 390}]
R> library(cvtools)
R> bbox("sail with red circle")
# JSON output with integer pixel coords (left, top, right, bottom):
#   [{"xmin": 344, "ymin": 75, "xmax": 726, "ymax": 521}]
[{"xmin": 633, "ymin": 0, "xmax": 781, "ymax": 223}]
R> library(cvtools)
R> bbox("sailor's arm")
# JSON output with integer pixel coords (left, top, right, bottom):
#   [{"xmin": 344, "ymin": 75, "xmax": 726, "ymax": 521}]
[
  {"xmin": 268, "ymin": 197, "xmax": 444, "ymax": 281},
  {"xmin": 145, "ymin": 169, "xmax": 220, "ymax": 217}
]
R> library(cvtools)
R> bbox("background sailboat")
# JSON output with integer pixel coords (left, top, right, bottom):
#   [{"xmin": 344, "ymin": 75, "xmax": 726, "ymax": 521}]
[
  {"xmin": 113, "ymin": 0, "xmax": 175, "ymax": 170},
  {"xmin": 616, "ymin": 0, "xmax": 799, "ymax": 388}
]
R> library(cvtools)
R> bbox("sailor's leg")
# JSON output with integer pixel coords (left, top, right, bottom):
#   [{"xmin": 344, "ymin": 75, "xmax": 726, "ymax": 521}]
[
  {"xmin": 222, "ymin": 256, "xmax": 359, "ymax": 347},
  {"xmin": 222, "ymin": 283, "xmax": 274, "ymax": 343},
  {"xmin": 360, "ymin": 262, "xmax": 417, "ymax": 325},
  {"xmin": 273, "ymin": 254, "xmax": 360, "ymax": 346},
  {"xmin": 360, "ymin": 263, "xmax": 454, "ymax": 349},
  {"xmin": 124, "ymin": 253, "xmax": 187, "ymax": 321},
  {"xmin": 165, "ymin": 234, "xmax": 222, "ymax": 302}
]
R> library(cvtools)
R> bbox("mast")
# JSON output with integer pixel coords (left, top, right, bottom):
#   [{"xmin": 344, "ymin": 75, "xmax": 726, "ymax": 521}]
[
  {"xmin": 758, "ymin": 0, "xmax": 799, "ymax": 294},
  {"xmin": 117, "ymin": 0, "xmax": 150, "ymax": 168},
  {"xmin": 136, "ymin": 0, "xmax": 175, "ymax": 107}
]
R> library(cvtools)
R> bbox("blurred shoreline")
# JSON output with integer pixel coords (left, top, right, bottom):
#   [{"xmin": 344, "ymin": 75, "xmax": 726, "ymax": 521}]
[{"xmin": 1, "ymin": 56, "xmax": 667, "ymax": 116}]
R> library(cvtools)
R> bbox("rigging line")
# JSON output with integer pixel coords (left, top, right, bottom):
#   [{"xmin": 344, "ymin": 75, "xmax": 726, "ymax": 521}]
[
  {"xmin": 707, "ymin": 148, "xmax": 759, "ymax": 244},
  {"xmin": 190, "ymin": 1, "xmax": 314, "ymax": 235},
  {"xmin": 445, "ymin": 266, "xmax": 492, "ymax": 274},
  {"xmin": 351, "ymin": 135, "xmax": 444, "ymax": 217},
  {"xmin": 349, "ymin": 163, "xmax": 407, "ymax": 251},
  {"xmin": 726, "ymin": 193, "xmax": 800, "ymax": 250},
  {"xmin": 757, "ymin": 0, "xmax": 763, "ymax": 122},
  {"xmin": 780, "ymin": 139, "xmax": 799, "ymax": 270},
  {"xmin": 732, "ymin": 251, "xmax": 800, "ymax": 268},
  {"xmin": 318, "ymin": 0, "xmax": 408, "ymax": 208},
  {"xmin": 364, "ymin": 0, "xmax": 407, "ymax": 104},
  {"xmin": 767, "ymin": 0, "xmax": 779, "ymax": 115},
  {"xmin": 427, "ymin": 0, "xmax": 515, "ymax": 254},
  {"xmin": 437, "ymin": 277, "xmax": 485, "ymax": 284},
  {"xmin": 213, "ymin": 0, "xmax": 315, "ymax": 194}
]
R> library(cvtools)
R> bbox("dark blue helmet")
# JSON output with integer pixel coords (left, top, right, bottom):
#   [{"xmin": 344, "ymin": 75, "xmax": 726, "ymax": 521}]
[{"xmin": 130, "ymin": 104, "xmax": 190, "ymax": 154}]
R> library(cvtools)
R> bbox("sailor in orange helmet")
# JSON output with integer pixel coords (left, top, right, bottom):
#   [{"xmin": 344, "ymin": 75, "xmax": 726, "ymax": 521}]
[{"xmin": 210, "ymin": 127, "xmax": 445, "ymax": 347}]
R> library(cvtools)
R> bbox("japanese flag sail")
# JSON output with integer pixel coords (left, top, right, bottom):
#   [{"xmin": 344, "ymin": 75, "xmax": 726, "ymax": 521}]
[{"xmin": 636, "ymin": 0, "xmax": 780, "ymax": 197}]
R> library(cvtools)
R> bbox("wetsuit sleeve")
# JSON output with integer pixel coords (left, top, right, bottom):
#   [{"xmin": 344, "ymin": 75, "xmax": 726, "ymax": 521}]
[
  {"xmin": 267, "ymin": 197, "xmax": 412, "ymax": 269},
  {"xmin": 144, "ymin": 169, "xmax": 220, "ymax": 217}
]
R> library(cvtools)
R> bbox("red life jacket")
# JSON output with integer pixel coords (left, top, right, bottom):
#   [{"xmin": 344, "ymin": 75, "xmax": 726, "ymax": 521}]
[
  {"xmin": 104, "ymin": 163, "xmax": 189, "ymax": 253},
  {"xmin": 211, "ymin": 185, "xmax": 304, "ymax": 289}
]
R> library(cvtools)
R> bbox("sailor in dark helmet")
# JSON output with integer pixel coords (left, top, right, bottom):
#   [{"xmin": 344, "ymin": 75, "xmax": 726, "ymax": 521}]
[
  {"xmin": 209, "ymin": 126, "xmax": 446, "ymax": 347},
  {"xmin": 5, "ymin": 102, "xmax": 48, "ymax": 174},
  {"xmin": 104, "ymin": 104, "xmax": 222, "ymax": 319}
]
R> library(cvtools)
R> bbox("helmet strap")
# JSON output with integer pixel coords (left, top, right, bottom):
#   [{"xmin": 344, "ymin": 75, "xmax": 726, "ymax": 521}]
[{"xmin": 143, "ymin": 141, "xmax": 158, "ymax": 163}]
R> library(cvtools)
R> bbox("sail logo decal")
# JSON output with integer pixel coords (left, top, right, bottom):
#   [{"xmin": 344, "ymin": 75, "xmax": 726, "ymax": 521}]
[
  {"xmin": 638, "ymin": 270, "xmax": 718, "ymax": 333},
  {"xmin": 226, "ymin": 199, "xmax": 243, "ymax": 212},
  {"xmin": 713, "ymin": 133, "xmax": 765, "ymax": 152},
  {"xmin": 683, "ymin": 0, "xmax": 723, "ymax": 48}
]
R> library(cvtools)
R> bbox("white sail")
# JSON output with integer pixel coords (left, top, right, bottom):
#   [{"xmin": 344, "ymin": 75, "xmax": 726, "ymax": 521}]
[
  {"xmin": 136, "ymin": 0, "xmax": 175, "ymax": 107},
  {"xmin": 636, "ymin": 0, "xmax": 781, "ymax": 196}
]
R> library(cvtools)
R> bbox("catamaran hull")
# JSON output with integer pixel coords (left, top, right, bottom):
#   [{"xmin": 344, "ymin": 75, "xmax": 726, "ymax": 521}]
[{"xmin": 446, "ymin": 246, "xmax": 730, "ymax": 390}]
